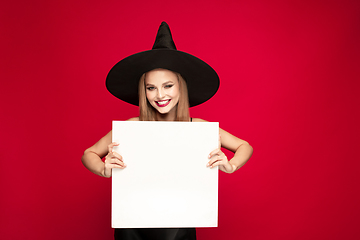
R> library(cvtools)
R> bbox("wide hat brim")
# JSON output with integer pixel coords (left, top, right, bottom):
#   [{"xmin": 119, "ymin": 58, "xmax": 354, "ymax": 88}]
[{"xmin": 106, "ymin": 22, "xmax": 219, "ymax": 107}]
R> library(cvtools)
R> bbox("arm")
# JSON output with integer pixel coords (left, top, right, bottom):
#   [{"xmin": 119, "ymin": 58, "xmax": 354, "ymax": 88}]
[
  {"xmin": 81, "ymin": 131, "xmax": 125, "ymax": 177},
  {"xmin": 215, "ymin": 128, "xmax": 253, "ymax": 173},
  {"xmin": 81, "ymin": 117, "xmax": 138, "ymax": 177},
  {"xmin": 193, "ymin": 118, "xmax": 253, "ymax": 174}
]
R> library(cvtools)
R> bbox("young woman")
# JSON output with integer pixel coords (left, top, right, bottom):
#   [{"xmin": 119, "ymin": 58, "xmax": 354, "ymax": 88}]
[{"xmin": 82, "ymin": 22, "xmax": 253, "ymax": 240}]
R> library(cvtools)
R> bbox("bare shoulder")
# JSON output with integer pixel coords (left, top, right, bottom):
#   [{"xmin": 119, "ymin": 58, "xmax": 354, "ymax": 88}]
[
  {"xmin": 191, "ymin": 118, "xmax": 208, "ymax": 122},
  {"xmin": 127, "ymin": 117, "xmax": 140, "ymax": 121}
]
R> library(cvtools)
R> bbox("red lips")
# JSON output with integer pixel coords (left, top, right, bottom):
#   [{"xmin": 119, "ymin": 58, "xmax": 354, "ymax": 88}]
[{"xmin": 155, "ymin": 99, "xmax": 171, "ymax": 107}]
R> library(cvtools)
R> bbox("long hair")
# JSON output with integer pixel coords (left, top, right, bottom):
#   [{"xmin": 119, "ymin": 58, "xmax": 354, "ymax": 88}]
[{"xmin": 138, "ymin": 71, "xmax": 190, "ymax": 121}]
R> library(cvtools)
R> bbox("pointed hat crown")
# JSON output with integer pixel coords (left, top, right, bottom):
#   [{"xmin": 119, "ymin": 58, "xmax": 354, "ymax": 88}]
[{"xmin": 152, "ymin": 22, "xmax": 177, "ymax": 50}]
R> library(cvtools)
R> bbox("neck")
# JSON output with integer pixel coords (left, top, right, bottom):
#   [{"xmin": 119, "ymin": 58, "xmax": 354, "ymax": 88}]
[{"xmin": 155, "ymin": 107, "xmax": 177, "ymax": 121}]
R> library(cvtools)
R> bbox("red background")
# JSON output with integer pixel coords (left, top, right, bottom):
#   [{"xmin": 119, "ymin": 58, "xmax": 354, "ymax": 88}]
[{"xmin": 1, "ymin": 0, "xmax": 360, "ymax": 239}]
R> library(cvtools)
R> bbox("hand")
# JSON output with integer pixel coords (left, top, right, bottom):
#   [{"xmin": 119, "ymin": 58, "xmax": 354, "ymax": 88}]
[
  {"xmin": 103, "ymin": 142, "xmax": 126, "ymax": 178},
  {"xmin": 207, "ymin": 135, "xmax": 235, "ymax": 173},
  {"xmin": 207, "ymin": 148, "xmax": 235, "ymax": 173}
]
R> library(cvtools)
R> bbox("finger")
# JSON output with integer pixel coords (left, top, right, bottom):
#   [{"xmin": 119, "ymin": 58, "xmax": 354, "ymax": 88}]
[
  {"xmin": 110, "ymin": 151, "xmax": 123, "ymax": 161},
  {"xmin": 108, "ymin": 142, "xmax": 120, "ymax": 153},
  {"xmin": 106, "ymin": 155, "xmax": 124, "ymax": 165},
  {"xmin": 208, "ymin": 148, "xmax": 221, "ymax": 159},
  {"xmin": 207, "ymin": 159, "xmax": 221, "ymax": 168},
  {"xmin": 209, "ymin": 160, "xmax": 223, "ymax": 168},
  {"xmin": 105, "ymin": 158, "xmax": 127, "ymax": 168},
  {"xmin": 207, "ymin": 155, "xmax": 222, "ymax": 167},
  {"xmin": 112, "ymin": 165, "xmax": 126, "ymax": 169},
  {"xmin": 113, "ymin": 158, "xmax": 126, "ymax": 167},
  {"xmin": 111, "ymin": 161, "xmax": 127, "ymax": 168}
]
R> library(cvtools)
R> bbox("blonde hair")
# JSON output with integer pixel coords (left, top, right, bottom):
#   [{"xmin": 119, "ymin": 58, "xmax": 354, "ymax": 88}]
[{"xmin": 138, "ymin": 70, "xmax": 190, "ymax": 121}]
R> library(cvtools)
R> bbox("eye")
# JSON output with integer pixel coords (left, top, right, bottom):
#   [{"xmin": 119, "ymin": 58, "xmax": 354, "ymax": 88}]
[
  {"xmin": 146, "ymin": 86, "xmax": 155, "ymax": 91},
  {"xmin": 164, "ymin": 84, "xmax": 174, "ymax": 89}
]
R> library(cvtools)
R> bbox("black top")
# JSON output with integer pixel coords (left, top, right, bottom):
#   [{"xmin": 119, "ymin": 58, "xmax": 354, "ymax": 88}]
[{"xmin": 114, "ymin": 228, "xmax": 196, "ymax": 240}]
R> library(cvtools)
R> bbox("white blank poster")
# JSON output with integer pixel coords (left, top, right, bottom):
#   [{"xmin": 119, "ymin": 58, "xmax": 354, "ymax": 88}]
[{"xmin": 112, "ymin": 121, "xmax": 219, "ymax": 228}]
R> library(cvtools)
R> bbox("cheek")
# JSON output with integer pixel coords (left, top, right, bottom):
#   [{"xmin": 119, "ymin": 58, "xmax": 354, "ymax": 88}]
[
  {"xmin": 170, "ymin": 87, "xmax": 180, "ymax": 98},
  {"xmin": 146, "ymin": 91, "xmax": 153, "ymax": 100}
]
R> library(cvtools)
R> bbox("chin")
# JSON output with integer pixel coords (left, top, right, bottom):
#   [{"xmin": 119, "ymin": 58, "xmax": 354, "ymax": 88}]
[
  {"xmin": 157, "ymin": 108, "xmax": 171, "ymax": 114},
  {"xmin": 153, "ymin": 105, "xmax": 175, "ymax": 115}
]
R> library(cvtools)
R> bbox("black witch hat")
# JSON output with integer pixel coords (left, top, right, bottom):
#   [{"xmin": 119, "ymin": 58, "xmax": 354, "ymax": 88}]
[{"xmin": 106, "ymin": 22, "xmax": 219, "ymax": 107}]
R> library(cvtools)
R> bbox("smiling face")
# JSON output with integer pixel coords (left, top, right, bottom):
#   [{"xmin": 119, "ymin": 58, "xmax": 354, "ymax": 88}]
[{"xmin": 145, "ymin": 69, "xmax": 180, "ymax": 117}]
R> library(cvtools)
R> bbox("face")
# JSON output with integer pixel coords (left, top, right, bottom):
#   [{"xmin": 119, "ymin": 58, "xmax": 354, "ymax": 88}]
[{"xmin": 145, "ymin": 69, "xmax": 180, "ymax": 115}]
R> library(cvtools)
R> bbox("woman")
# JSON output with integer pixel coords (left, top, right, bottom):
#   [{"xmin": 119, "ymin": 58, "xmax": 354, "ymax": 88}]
[{"xmin": 82, "ymin": 22, "xmax": 253, "ymax": 240}]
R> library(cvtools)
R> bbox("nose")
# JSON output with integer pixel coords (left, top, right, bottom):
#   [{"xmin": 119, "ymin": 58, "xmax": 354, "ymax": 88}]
[{"xmin": 157, "ymin": 88, "xmax": 165, "ymax": 99}]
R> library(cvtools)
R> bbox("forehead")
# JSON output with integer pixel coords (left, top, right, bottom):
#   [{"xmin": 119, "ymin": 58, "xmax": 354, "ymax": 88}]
[{"xmin": 145, "ymin": 69, "xmax": 178, "ymax": 84}]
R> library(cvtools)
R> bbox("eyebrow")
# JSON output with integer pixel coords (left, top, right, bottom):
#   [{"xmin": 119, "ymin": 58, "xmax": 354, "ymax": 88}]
[
  {"xmin": 162, "ymin": 81, "xmax": 175, "ymax": 85},
  {"xmin": 145, "ymin": 81, "xmax": 175, "ymax": 87}
]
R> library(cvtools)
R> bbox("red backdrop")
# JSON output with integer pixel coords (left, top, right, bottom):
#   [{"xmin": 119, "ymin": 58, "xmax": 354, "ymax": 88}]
[{"xmin": 1, "ymin": 0, "xmax": 360, "ymax": 239}]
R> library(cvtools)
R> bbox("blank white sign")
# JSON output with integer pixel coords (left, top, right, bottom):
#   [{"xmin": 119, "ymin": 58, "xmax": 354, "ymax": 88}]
[{"xmin": 112, "ymin": 121, "xmax": 219, "ymax": 228}]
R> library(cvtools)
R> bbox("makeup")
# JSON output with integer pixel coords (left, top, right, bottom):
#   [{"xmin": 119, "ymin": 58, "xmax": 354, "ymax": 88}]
[{"xmin": 155, "ymin": 99, "xmax": 171, "ymax": 107}]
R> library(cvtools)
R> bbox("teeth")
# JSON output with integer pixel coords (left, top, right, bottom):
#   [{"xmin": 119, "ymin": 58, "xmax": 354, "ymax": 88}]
[{"xmin": 157, "ymin": 100, "xmax": 169, "ymax": 105}]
